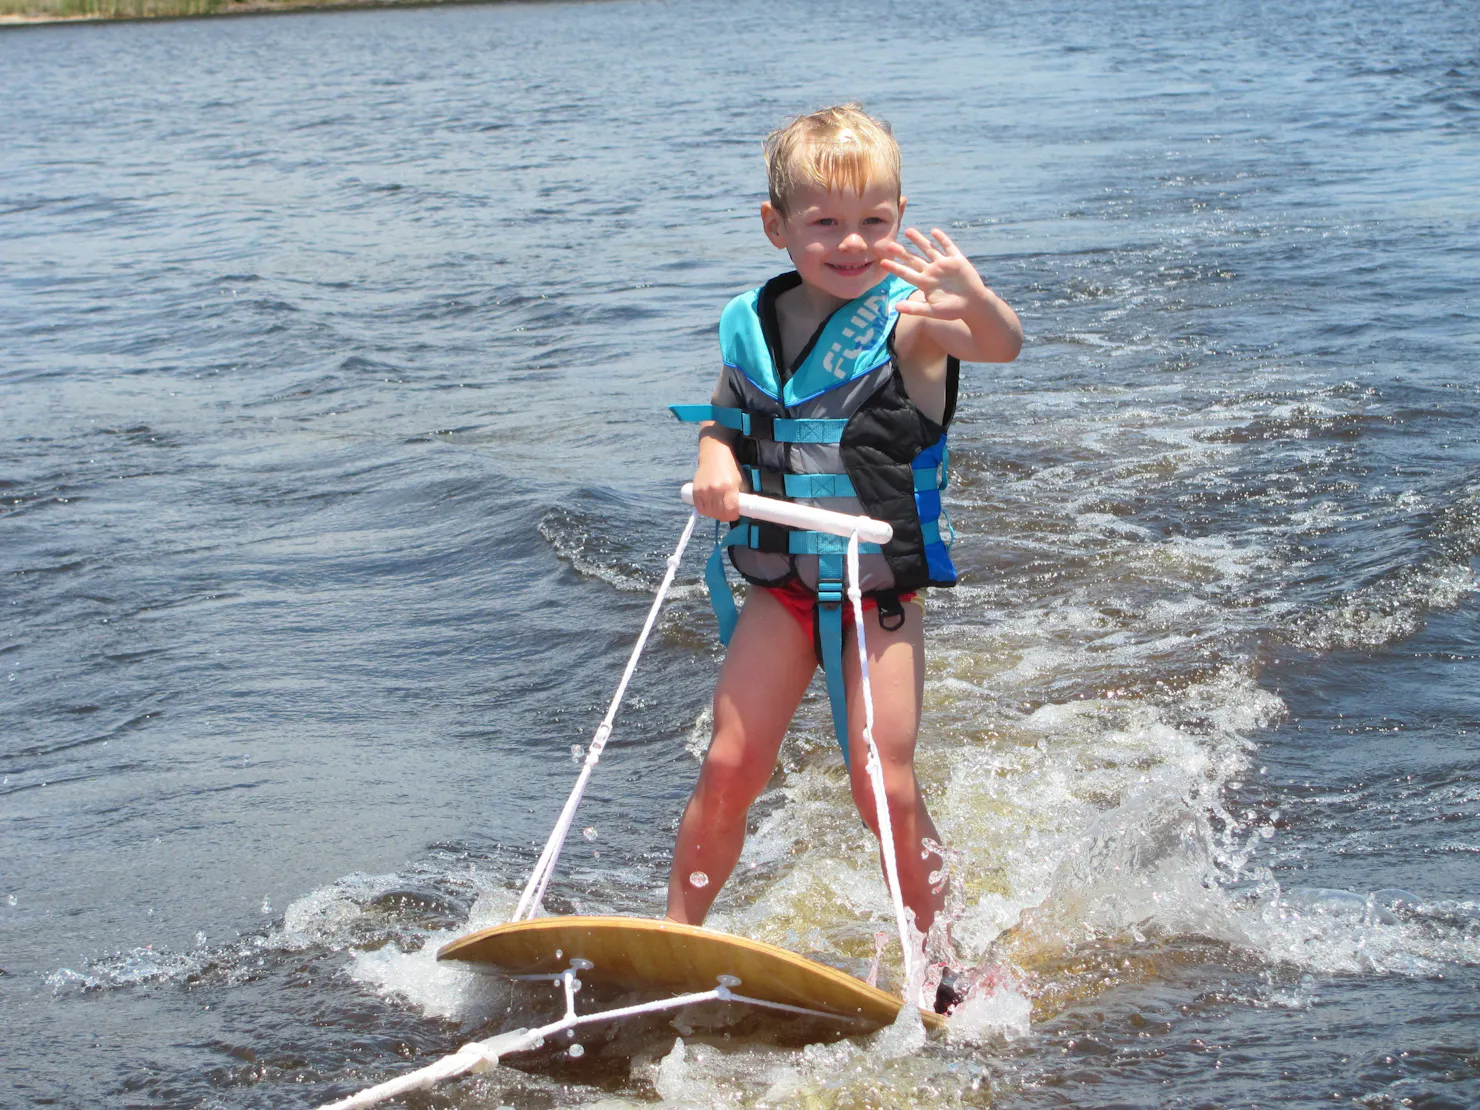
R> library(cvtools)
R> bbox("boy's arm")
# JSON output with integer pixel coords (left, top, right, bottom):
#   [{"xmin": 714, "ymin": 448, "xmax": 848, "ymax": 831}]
[
  {"xmin": 690, "ymin": 368, "xmax": 744, "ymax": 522},
  {"xmin": 880, "ymin": 227, "xmax": 1022, "ymax": 365},
  {"xmin": 692, "ymin": 423, "xmax": 743, "ymax": 522}
]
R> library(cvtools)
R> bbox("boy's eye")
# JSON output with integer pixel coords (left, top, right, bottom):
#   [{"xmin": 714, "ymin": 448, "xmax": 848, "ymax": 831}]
[{"xmin": 815, "ymin": 218, "xmax": 837, "ymax": 227}]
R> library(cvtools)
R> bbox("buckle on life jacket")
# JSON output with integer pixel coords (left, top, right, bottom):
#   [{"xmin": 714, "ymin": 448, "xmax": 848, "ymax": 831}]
[{"xmin": 875, "ymin": 591, "xmax": 906, "ymax": 632}]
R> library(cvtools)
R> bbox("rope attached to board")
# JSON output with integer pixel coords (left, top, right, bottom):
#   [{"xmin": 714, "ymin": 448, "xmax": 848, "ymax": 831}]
[
  {"xmin": 512, "ymin": 509, "xmax": 700, "ymax": 922},
  {"xmin": 846, "ymin": 527, "xmax": 919, "ymax": 992}
]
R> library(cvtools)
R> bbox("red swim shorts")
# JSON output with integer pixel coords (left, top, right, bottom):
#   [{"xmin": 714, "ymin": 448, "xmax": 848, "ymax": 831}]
[{"xmin": 760, "ymin": 579, "xmax": 919, "ymax": 657}]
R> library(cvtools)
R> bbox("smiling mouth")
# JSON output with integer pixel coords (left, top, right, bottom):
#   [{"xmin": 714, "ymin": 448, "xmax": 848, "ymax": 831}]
[{"xmin": 827, "ymin": 261, "xmax": 873, "ymax": 275}]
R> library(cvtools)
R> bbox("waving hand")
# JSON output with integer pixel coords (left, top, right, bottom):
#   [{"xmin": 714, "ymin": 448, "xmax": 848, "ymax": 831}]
[{"xmin": 879, "ymin": 227, "xmax": 1022, "ymax": 362}]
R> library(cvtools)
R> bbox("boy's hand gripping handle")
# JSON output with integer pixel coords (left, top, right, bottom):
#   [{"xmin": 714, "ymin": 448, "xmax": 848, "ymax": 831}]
[{"xmin": 681, "ymin": 483, "xmax": 893, "ymax": 545}]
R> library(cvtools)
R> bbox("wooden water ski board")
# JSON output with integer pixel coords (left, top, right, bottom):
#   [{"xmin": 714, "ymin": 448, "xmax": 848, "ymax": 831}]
[{"xmin": 437, "ymin": 915, "xmax": 944, "ymax": 1031}]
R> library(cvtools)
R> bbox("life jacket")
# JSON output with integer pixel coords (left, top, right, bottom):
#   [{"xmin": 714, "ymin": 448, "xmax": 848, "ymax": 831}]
[{"xmin": 671, "ymin": 271, "xmax": 959, "ymax": 761}]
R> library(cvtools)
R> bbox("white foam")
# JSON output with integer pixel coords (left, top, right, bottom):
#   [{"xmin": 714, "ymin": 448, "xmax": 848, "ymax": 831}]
[
  {"xmin": 946, "ymin": 981, "xmax": 1033, "ymax": 1043},
  {"xmin": 869, "ymin": 997, "xmax": 927, "ymax": 1059},
  {"xmin": 347, "ymin": 935, "xmax": 510, "ymax": 1024},
  {"xmin": 1296, "ymin": 561, "xmax": 1479, "ymax": 651}
]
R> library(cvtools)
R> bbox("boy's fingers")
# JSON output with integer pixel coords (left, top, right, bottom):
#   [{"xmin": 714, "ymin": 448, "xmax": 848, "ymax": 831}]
[
  {"xmin": 881, "ymin": 241, "xmax": 924, "ymax": 269},
  {"xmin": 930, "ymin": 228, "xmax": 962, "ymax": 255},
  {"xmin": 696, "ymin": 494, "xmax": 738, "ymax": 522},
  {"xmin": 905, "ymin": 227, "xmax": 944, "ymax": 259},
  {"xmin": 893, "ymin": 298, "xmax": 940, "ymax": 318},
  {"xmin": 694, "ymin": 482, "xmax": 741, "ymax": 521},
  {"xmin": 881, "ymin": 256, "xmax": 926, "ymax": 279}
]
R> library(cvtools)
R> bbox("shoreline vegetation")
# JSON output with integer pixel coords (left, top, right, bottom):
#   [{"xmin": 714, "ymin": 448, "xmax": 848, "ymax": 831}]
[{"xmin": 0, "ymin": 0, "xmax": 481, "ymax": 24}]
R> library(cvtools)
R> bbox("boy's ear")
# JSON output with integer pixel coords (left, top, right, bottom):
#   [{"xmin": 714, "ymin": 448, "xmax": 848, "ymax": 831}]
[
  {"xmin": 761, "ymin": 201, "xmax": 788, "ymax": 249},
  {"xmin": 898, "ymin": 194, "xmax": 908, "ymax": 222}
]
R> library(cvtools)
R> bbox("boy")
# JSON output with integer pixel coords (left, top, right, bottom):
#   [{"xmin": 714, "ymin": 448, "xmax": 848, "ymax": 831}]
[{"xmin": 666, "ymin": 106, "xmax": 1021, "ymax": 958}]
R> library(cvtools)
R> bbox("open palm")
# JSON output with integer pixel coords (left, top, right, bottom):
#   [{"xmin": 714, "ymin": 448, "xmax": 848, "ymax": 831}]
[{"xmin": 879, "ymin": 227, "xmax": 989, "ymax": 320}]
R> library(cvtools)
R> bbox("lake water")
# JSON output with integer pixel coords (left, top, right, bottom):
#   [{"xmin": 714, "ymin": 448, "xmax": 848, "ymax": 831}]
[{"xmin": 3, "ymin": 0, "xmax": 1478, "ymax": 1106}]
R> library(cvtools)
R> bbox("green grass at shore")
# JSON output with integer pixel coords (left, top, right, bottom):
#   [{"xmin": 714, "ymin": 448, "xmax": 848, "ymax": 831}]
[
  {"xmin": 3, "ymin": 0, "xmax": 223, "ymax": 16},
  {"xmin": 0, "ymin": 0, "xmax": 435, "ymax": 20}
]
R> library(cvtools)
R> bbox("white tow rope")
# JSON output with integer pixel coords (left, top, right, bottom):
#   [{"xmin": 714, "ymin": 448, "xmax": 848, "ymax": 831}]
[
  {"xmin": 512, "ymin": 509, "xmax": 700, "ymax": 922},
  {"xmin": 846, "ymin": 529, "xmax": 919, "ymax": 993},
  {"xmin": 317, "ymin": 967, "xmax": 863, "ymax": 1110}
]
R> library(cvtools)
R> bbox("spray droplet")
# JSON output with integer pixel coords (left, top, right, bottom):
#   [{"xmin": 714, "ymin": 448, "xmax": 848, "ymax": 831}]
[
  {"xmin": 583, "ymin": 826, "xmax": 598, "ymax": 841},
  {"xmin": 571, "ymin": 745, "xmax": 584, "ymax": 763},
  {"xmin": 688, "ymin": 871, "xmax": 709, "ymax": 889},
  {"xmin": 567, "ymin": 1043, "xmax": 585, "ymax": 1058},
  {"xmin": 260, "ymin": 898, "xmax": 271, "ymax": 915}
]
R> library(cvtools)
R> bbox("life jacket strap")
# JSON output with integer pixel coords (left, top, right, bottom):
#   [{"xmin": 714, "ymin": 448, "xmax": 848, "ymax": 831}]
[
  {"xmin": 670, "ymin": 404, "xmax": 847, "ymax": 444},
  {"xmin": 721, "ymin": 522, "xmax": 882, "ymax": 557},
  {"xmin": 815, "ymin": 558, "xmax": 850, "ymax": 764},
  {"xmin": 743, "ymin": 467, "xmax": 856, "ymax": 499},
  {"xmin": 703, "ymin": 521, "xmax": 740, "ymax": 645}
]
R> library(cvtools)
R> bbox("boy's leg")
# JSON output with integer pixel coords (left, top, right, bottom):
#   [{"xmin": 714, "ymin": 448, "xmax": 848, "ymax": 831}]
[
  {"xmin": 666, "ymin": 587, "xmax": 816, "ymax": 924},
  {"xmin": 841, "ymin": 602, "xmax": 946, "ymax": 935}
]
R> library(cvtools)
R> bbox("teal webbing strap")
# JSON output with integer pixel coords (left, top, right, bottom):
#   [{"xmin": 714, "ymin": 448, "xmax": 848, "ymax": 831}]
[
  {"xmin": 785, "ymin": 472, "xmax": 855, "ymax": 497},
  {"xmin": 668, "ymin": 405, "xmax": 847, "ymax": 444},
  {"xmin": 669, "ymin": 404, "xmax": 748, "ymax": 432},
  {"xmin": 816, "ymin": 555, "xmax": 850, "ymax": 763},
  {"xmin": 704, "ymin": 528, "xmax": 739, "ymax": 645},
  {"xmin": 787, "ymin": 532, "xmax": 882, "ymax": 556},
  {"xmin": 719, "ymin": 525, "xmax": 881, "ymax": 557},
  {"xmin": 742, "ymin": 469, "xmax": 855, "ymax": 498},
  {"xmin": 773, "ymin": 418, "xmax": 848, "ymax": 443}
]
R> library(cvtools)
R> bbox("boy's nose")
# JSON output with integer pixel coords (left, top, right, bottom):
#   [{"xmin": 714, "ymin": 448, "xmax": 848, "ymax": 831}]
[{"xmin": 840, "ymin": 231, "xmax": 867, "ymax": 251}]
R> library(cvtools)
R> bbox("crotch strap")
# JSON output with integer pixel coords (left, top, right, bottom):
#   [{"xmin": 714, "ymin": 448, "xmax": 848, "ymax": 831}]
[{"xmin": 815, "ymin": 554, "xmax": 850, "ymax": 764}]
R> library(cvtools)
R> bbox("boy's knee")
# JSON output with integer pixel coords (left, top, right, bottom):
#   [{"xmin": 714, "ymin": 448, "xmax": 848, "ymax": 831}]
[
  {"xmin": 849, "ymin": 764, "xmax": 920, "ymax": 813},
  {"xmin": 702, "ymin": 736, "xmax": 751, "ymax": 778},
  {"xmin": 697, "ymin": 743, "xmax": 767, "ymax": 803}
]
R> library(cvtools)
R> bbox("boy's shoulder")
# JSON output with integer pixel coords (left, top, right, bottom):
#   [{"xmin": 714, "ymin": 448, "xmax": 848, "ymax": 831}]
[
  {"xmin": 718, "ymin": 284, "xmax": 767, "ymax": 376},
  {"xmin": 719, "ymin": 283, "xmax": 764, "ymax": 323}
]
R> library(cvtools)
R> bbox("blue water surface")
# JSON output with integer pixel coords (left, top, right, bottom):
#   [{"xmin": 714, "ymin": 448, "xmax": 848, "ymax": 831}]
[{"xmin": 2, "ymin": 1, "xmax": 1478, "ymax": 1106}]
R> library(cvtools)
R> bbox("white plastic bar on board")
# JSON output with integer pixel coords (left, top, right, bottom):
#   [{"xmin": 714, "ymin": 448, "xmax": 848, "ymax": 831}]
[{"xmin": 681, "ymin": 483, "xmax": 893, "ymax": 545}]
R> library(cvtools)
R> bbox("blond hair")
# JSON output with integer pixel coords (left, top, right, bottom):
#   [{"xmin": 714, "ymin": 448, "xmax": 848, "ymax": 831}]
[{"xmin": 763, "ymin": 104, "xmax": 901, "ymax": 216}]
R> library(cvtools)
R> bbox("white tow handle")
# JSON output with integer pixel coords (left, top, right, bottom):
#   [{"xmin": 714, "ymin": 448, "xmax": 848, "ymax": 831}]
[{"xmin": 681, "ymin": 483, "xmax": 893, "ymax": 545}]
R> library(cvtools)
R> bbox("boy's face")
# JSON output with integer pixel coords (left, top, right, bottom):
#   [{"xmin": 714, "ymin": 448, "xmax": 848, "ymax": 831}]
[{"xmin": 762, "ymin": 176, "xmax": 906, "ymax": 304}]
